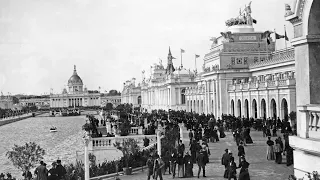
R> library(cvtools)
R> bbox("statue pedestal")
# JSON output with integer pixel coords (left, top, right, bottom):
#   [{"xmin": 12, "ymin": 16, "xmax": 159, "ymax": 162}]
[
  {"xmin": 227, "ymin": 25, "xmax": 254, "ymax": 33},
  {"xmin": 106, "ymin": 122, "xmax": 112, "ymax": 134}
]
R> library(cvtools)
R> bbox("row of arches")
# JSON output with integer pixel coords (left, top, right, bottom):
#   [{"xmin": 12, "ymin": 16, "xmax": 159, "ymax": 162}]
[
  {"xmin": 187, "ymin": 99, "xmax": 205, "ymax": 113},
  {"xmin": 230, "ymin": 98, "xmax": 288, "ymax": 119}
]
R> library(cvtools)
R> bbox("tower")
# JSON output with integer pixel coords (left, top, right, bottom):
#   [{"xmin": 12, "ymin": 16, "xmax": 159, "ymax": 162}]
[{"xmin": 166, "ymin": 47, "xmax": 175, "ymax": 74}]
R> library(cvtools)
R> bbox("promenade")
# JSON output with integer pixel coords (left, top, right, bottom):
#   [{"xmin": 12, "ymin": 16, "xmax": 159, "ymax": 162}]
[{"xmin": 111, "ymin": 129, "xmax": 293, "ymax": 180}]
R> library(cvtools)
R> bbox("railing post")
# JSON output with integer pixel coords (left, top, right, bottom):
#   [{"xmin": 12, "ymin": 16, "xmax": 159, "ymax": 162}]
[{"xmin": 298, "ymin": 106, "xmax": 310, "ymax": 138}]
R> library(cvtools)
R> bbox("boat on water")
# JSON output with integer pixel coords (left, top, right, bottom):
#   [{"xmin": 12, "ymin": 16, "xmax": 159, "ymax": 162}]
[{"xmin": 50, "ymin": 127, "xmax": 57, "ymax": 132}]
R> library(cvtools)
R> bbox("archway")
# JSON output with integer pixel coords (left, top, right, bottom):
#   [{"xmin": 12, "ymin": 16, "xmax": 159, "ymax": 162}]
[
  {"xmin": 261, "ymin": 99, "xmax": 266, "ymax": 119},
  {"xmin": 281, "ymin": 98, "xmax": 288, "ymax": 120},
  {"xmin": 252, "ymin": 99, "xmax": 257, "ymax": 118},
  {"xmin": 231, "ymin": 100, "xmax": 235, "ymax": 116},
  {"xmin": 237, "ymin": 99, "xmax": 241, "ymax": 117},
  {"xmin": 244, "ymin": 99, "xmax": 249, "ymax": 119},
  {"xmin": 270, "ymin": 99, "xmax": 277, "ymax": 119}
]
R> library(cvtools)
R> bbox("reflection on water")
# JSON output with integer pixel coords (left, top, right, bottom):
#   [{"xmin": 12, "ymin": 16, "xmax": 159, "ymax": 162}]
[{"xmin": 0, "ymin": 113, "xmax": 87, "ymax": 178}]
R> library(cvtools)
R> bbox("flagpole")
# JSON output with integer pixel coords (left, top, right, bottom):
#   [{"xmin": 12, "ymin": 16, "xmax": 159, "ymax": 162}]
[
  {"xmin": 265, "ymin": 35, "xmax": 269, "ymax": 60},
  {"xmin": 194, "ymin": 55, "xmax": 197, "ymax": 73},
  {"xmin": 181, "ymin": 50, "xmax": 183, "ymax": 68},
  {"xmin": 274, "ymin": 28, "xmax": 276, "ymax": 51},
  {"xmin": 284, "ymin": 25, "xmax": 288, "ymax": 53}
]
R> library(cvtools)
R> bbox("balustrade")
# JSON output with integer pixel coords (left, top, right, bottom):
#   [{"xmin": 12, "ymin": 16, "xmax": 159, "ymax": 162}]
[
  {"xmin": 242, "ymin": 83, "xmax": 249, "ymax": 90},
  {"xmin": 258, "ymin": 82, "xmax": 266, "ymax": 88},
  {"xmin": 249, "ymin": 83, "xmax": 257, "ymax": 89},
  {"xmin": 298, "ymin": 105, "xmax": 320, "ymax": 139},
  {"xmin": 267, "ymin": 80, "xmax": 276, "ymax": 87},
  {"xmin": 278, "ymin": 80, "xmax": 287, "ymax": 86},
  {"xmin": 91, "ymin": 135, "xmax": 157, "ymax": 149},
  {"xmin": 235, "ymin": 85, "xmax": 241, "ymax": 90}
]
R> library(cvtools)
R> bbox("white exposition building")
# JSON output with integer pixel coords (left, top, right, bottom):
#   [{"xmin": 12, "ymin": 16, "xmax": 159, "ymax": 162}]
[{"xmin": 122, "ymin": 13, "xmax": 296, "ymax": 121}]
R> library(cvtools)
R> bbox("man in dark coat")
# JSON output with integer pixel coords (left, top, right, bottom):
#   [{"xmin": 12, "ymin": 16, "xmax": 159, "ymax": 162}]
[
  {"xmin": 238, "ymin": 156, "xmax": 250, "ymax": 180},
  {"xmin": 221, "ymin": 149, "xmax": 230, "ymax": 178},
  {"xmin": 56, "ymin": 160, "xmax": 66, "ymax": 180},
  {"xmin": 196, "ymin": 148, "xmax": 208, "ymax": 178},
  {"xmin": 238, "ymin": 142, "xmax": 245, "ymax": 165},
  {"xmin": 170, "ymin": 151, "xmax": 177, "ymax": 178},
  {"xmin": 227, "ymin": 157, "xmax": 237, "ymax": 180},
  {"xmin": 146, "ymin": 155, "xmax": 154, "ymax": 180}
]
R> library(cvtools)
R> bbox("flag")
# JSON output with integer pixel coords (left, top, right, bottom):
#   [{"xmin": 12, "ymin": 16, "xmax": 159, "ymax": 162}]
[
  {"xmin": 195, "ymin": 54, "xmax": 200, "ymax": 58},
  {"xmin": 172, "ymin": 56, "xmax": 176, "ymax": 59},
  {"xmin": 262, "ymin": 31, "xmax": 273, "ymax": 45},
  {"xmin": 284, "ymin": 30, "xmax": 289, "ymax": 41},
  {"xmin": 181, "ymin": 49, "xmax": 185, "ymax": 53},
  {"xmin": 275, "ymin": 33, "xmax": 286, "ymax": 39}
]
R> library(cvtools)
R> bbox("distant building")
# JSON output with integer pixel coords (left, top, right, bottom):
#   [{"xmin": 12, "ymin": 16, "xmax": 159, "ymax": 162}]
[
  {"xmin": 19, "ymin": 96, "xmax": 50, "ymax": 107},
  {"xmin": 121, "ymin": 78, "xmax": 142, "ymax": 108},
  {"xmin": 50, "ymin": 65, "xmax": 101, "ymax": 108},
  {"xmin": 100, "ymin": 94, "xmax": 121, "ymax": 107},
  {"xmin": 0, "ymin": 95, "xmax": 14, "ymax": 109}
]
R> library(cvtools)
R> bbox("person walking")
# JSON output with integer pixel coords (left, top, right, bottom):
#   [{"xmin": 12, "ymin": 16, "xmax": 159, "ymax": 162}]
[
  {"xmin": 266, "ymin": 137, "xmax": 275, "ymax": 160},
  {"xmin": 34, "ymin": 161, "xmax": 48, "ymax": 180},
  {"xmin": 153, "ymin": 154, "xmax": 164, "ymax": 180},
  {"xmin": 184, "ymin": 152, "xmax": 193, "ymax": 177},
  {"xmin": 196, "ymin": 147, "xmax": 208, "ymax": 178},
  {"xmin": 146, "ymin": 155, "xmax": 154, "ymax": 180},
  {"xmin": 170, "ymin": 151, "xmax": 177, "ymax": 178},
  {"xmin": 221, "ymin": 149, "xmax": 231, "ymax": 178},
  {"xmin": 237, "ymin": 142, "xmax": 245, "ymax": 165},
  {"xmin": 238, "ymin": 156, "xmax": 250, "ymax": 180},
  {"xmin": 227, "ymin": 157, "xmax": 237, "ymax": 180},
  {"xmin": 177, "ymin": 153, "xmax": 185, "ymax": 178},
  {"xmin": 274, "ymin": 137, "xmax": 283, "ymax": 164}
]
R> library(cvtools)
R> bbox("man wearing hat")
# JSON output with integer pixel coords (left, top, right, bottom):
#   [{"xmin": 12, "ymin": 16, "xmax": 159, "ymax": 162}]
[
  {"xmin": 56, "ymin": 160, "xmax": 66, "ymax": 180},
  {"xmin": 0, "ymin": 173, "xmax": 5, "ymax": 180},
  {"xmin": 221, "ymin": 149, "xmax": 231, "ymax": 178},
  {"xmin": 48, "ymin": 162, "xmax": 58, "ymax": 180},
  {"xmin": 34, "ymin": 161, "xmax": 48, "ymax": 180}
]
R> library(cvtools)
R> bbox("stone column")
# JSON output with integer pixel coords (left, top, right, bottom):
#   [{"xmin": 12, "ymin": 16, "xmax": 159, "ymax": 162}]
[
  {"xmin": 157, "ymin": 129, "xmax": 162, "ymax": 157},
  {"xmin": 106, "ymin": 121, "xmax": 112, "ymax": 133},
  {"xmin": 84, "ymin": 132, "xmax": 90, "ymax": 180}
]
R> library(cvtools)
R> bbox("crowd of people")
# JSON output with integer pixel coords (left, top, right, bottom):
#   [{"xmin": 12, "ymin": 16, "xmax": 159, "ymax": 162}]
[{"xmin": 134, "ymin": 110, "xmax": 296, "ymax": 180}]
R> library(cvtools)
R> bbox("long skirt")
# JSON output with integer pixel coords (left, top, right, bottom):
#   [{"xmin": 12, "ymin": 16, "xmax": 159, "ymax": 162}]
[
  {"xmin": 184, "ymin": 164, "xmax": 193, "ymax": 177},
  {"xmin": 239, "ymin": 169, "xmax": 250, "ymax": 180},
  {"xmin": 219, "ymin": 129, "xmax": 226, "ymax": 138},
  {"xmin": 178, "ymin": 164, "xmax": 184, "ymax": 178},
  {"xmin": 245, "ymin": 135, "xmax": 253, "ymax": 144},
  {"xmin": 266, "ymin": 145, "xmax": 275, "ymax": 160},
  {"xmin": 275, "ymin": 152, "xmax": 282, "ymax": 164}
]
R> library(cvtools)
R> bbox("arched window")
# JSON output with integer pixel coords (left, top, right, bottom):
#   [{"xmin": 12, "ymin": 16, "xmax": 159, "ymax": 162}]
[
  {"xmin": 137, "ymin": 96, "xmax": 141, "ymax": 105},
  {"xmin": 181, "ymin": 89, "xmax": 186, "ymax": 104}
]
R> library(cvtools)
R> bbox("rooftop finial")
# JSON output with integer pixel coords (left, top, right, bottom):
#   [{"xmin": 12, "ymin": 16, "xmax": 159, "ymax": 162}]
[
  {"xmin": 168, "ymin": 46, "xmax": 172, "ymax": 56},
  {"xmin": 74, "ymin": 65, "xmax": 76, "ymax": 70}
]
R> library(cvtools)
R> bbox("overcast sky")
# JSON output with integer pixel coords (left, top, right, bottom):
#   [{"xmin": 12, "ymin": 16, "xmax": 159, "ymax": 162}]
[{"xmin": 0, "ymin": 0, "xmax": 293, "ymax": 95}]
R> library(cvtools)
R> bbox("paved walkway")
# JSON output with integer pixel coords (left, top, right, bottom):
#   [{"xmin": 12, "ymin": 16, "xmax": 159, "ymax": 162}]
[{"xmin": 109, "ymin": 129, "xmax": 293, "ymax": 180}]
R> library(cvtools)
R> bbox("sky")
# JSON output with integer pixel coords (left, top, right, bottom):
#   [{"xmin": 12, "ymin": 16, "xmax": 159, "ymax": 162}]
[{"xmin": 0, "ymin": 0, "xmax": 293, "ymax": 95}]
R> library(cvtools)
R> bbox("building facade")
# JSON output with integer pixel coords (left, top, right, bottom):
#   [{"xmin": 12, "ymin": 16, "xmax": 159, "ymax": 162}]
[
  {"xmin": 50, "ymin": 66, "xmax": 101, "ymax": 108},
  {"xmin": 122, "ymin": 48, "xmax": 197, "ymax": 112},
  {"xmin": 100, "ymin": 95, "xmax": 122, "ymax": 107},
  {"xmin": 185, "ymin": 24, "xmax": 296, "ymax": 120},
  {"xmin": 285, "ymin": 0, "xmax": 320, "ymax": 178},
  {"xmin": 121, "ymin": 78, "xmax": 142, "ymax": 107},
  {"xmin": 0, "ymin": 96, "xmax": 14, "ymax": 109}
]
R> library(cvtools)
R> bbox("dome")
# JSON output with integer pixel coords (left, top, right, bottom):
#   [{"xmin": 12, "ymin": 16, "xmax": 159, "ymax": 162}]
[{"xmin": 68, "ymin": 65, "xmax": 83, "ymax": 85}]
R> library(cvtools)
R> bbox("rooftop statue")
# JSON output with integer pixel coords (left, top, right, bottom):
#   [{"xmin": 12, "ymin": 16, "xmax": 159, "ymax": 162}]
[{"xmin": 225, "ymin": 1, "xmax": 256, "ymax": 27}]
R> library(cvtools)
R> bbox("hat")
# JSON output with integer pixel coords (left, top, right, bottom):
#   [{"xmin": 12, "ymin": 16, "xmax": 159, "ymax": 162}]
[
  {"xmin": 52, "ymin": 162, "xmax": 57, "ymax": 166},
  {"xmin": 57, "ymin": 159, "xmax": 61, "ymax": 163},
  {"xmin": 225, "ymin": 149, "xmax": 228, "ymax": 152},
  {"xmin": 0, "ymin": 173, "xmax": 4, "ymax": 178}
]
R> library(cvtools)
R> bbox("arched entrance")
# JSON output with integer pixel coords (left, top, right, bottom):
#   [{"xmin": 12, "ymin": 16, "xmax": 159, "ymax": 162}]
[
  {"xmin": 231, "ymin": 100, "xmax": 235, "ymax": 116},
  {"xmin": 244, "ymin": 99, "xmax": 249, "ymax": 118},
  {"xmin": 261, "ymin": 99, "xmax": 266, "ymax": 119},
  {"xmin": 237, "ymin": 99, "xmax": 241, "ymax": 117},
  {"xmin": 137, "ymin": 96, "xmax": 141, "ymax": 105},
  {"xmin": 281, "ymin": 98, "xmax": 288, "ymax": 120},
  {"xmin": 252, "ymin": 99, "xmax": 257, "ymax": 118},
  {"xmin": 270, "ymin": 99, "xmax": 277, "ymax": 119}
]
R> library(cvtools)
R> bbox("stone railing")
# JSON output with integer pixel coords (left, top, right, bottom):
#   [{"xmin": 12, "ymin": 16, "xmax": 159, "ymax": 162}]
[
  {"xmin": 297, "ymin": 105, "xmax": 320, "ymax": 139},
  {"xmin": 249, "ymin": 47, "xmax": 295, "ymax": 68},
  {"xmin": 90, "ymin": 134, "xmax": 157, "ymax": 150},
  {"xmin": 129, "ymin": 127, "xmax": 143, "ymax": 135},
  {"xmin": 227, "ymin": 79, "xmax": 296, "ymax": 91}
]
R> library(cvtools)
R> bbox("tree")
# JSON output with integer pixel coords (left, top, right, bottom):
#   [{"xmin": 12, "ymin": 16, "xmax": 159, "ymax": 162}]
[
  {"xmin": 6, "ymin": 142, "xmax": 45, "ymax": 171},
  {"xmin": 114, "ymin": 138, "xmax": 140, "ymax": 168},
  {"xmin": 161, "ymin": 124, "xmax": 180, "ymax": 154},
  {"xmin": 105, "ymin": 103, "xmax": 113, "ymax": 111},
  {"xmin": 12, "ymin": 96, "xmax": 19, "ymax": 104}
]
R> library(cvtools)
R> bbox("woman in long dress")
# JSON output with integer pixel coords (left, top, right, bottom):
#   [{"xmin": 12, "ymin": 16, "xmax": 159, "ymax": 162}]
[
  {"xmin": 177, "ymin": 153, "xmax": 185, "ymax": 178},
  {"xmin": 266, "ymin": 137, "xmax": 275, "ymax": 160},
  {"xmin": 245, "ymin": 127, "xmax": 253, "ymax": 144},
  {"xmin": 184, "ymin": 152, "xmax": 193, "ymax": 177}
]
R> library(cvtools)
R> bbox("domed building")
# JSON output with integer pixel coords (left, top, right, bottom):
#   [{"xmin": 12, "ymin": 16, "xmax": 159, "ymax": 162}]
[{"xmin": 50, "ymin": 65, "xmax": 102, "ymax": 108}]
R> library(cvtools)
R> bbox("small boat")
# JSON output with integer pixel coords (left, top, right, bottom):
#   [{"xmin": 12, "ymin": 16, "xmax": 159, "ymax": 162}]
[{"xmin": 50, "ymin": 127, "xmax": 57, "ymax": 132}]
